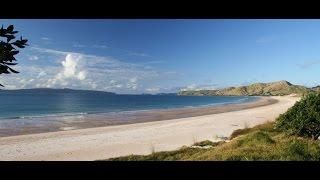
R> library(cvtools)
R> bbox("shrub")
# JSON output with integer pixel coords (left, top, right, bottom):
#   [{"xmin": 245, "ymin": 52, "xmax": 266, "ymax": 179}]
[
  {"xmin": 275, "ymin": 93, "xmax": 320, "ymax": 140},
  {"xmin": 193, "ymin": 140, "xmax": 224, "ymax": 147}
]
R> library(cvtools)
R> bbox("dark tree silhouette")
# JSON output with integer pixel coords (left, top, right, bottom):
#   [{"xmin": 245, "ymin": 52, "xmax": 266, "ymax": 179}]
[{"xmin": 0, "ymin": 25, "xmax": 28, "ymax": 87}]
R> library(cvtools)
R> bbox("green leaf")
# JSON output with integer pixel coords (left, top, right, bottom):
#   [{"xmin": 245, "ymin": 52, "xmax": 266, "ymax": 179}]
[
  {"xmin": 3, "ymin": 62, "xmax": 18, "ymax": 65},
  {"xmin": 7, "ymin": 25, "xmax": 14, "ymax": 33},
  {"xmin": 0, "ymin": 66, "xmax": 10, "ymax": 74},
  {"xmin": 8, "ymin": 67, "xmax": 19, "ymax": 73},
  {"xmin": 9, "ymin": 50, "xmax": 19, "ymax": 56},
  {"xmin": 12, "ymin": 41, "xmax": 25, "ymax": 48},
  {"xmin": 5, "ymin": 34, "xmax": 15, "ymax": 42}
]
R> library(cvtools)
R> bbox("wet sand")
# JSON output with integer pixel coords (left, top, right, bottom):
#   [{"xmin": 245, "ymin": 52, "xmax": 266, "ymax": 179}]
[
  {"xmin": 0, "ymin": 96, "xmax": 275, "ymax": 137},
  {"xmin": 0, "ymin": 96, "xmax": 299, "ymax": 161}
]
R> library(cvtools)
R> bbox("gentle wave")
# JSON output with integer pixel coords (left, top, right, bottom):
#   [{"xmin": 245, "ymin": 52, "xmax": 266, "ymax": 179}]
[
  {"xmin": 183, "ymin": 97, "xmax": 258, "ymax": 108},
  {"xmin": 0, "ymin": 112, "xmax": 89, "ymax": 120}
]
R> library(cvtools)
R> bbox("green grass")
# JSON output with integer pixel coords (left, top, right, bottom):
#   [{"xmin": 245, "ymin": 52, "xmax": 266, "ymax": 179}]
[{"xmin": 107, "ymin": 122, "xmax": 320, "ymax": 161}]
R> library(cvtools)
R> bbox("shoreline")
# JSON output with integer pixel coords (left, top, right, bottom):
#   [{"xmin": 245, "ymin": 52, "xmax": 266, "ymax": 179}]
[
  {"xmin": 0, "ymin": 96, "xmax": 299, "ymax": 161},
  {"xmin": 0, "ymin": 96, "xmax": 275, "ymax": 137}
]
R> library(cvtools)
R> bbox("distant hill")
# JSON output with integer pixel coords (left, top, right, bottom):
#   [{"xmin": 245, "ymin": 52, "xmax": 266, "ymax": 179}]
[
  {"xmin": 0, "ymin": 88, "xmax": 116, "ymax": 95},
  {"xmin": 178, "ymin": 80, "xmax": 312, "ymax": 96}
]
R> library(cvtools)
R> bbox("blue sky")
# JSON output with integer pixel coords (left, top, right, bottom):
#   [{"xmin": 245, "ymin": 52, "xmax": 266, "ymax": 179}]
[{"xmin": 1, "ymin": 19, "xmax": 320, "ymax": 93}]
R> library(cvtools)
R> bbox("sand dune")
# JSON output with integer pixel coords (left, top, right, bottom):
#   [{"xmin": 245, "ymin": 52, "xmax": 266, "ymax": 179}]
[{"xmin": 0, "ymin": 96, "xmax": 299, "ymax": 161}]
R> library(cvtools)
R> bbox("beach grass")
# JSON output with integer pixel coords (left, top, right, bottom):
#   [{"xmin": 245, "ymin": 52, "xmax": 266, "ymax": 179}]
[{"xmin": 107, "ymin": 122, "xmax": 320, "ymax": 161}]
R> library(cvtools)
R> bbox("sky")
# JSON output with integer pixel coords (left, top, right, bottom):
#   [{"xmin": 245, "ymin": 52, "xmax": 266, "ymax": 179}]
[{"xmin": 1, "ymin": 19, "xmax": 320, "ymax": 94}]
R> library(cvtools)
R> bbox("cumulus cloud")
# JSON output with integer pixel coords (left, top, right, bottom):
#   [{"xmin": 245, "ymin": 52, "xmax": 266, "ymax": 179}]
[
  {"xmin": 43, "ymin": 53, "xmax": 87, "ymax": 88},
  {"xmin": 61, "ymin": 54, "xmax": 86, "ymax": 80},
  {"xmin": 77, "ymin": 71, "xmax": 86, "ymax": 80}
]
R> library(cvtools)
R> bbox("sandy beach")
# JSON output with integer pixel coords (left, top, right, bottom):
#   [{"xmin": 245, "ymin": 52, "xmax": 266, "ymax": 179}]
[{"xmin": 0, "ymin": 96, "xmax": 299, "ymax": 161}]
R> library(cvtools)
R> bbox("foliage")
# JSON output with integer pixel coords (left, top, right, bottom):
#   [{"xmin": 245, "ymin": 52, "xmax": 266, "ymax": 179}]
[
  {"xmin": 275, "ymin": 93, "xmax": 320, "ymax": 140},
  {"xmin": 192, "ymin": 140, "xmax": 223, "ymax": 147},
  {"xmin": 0, "ymin": 25, "xmax": 28, "ymax": 87}
]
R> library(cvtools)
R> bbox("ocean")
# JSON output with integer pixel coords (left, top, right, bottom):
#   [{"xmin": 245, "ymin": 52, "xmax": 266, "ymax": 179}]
[
  {"xmin": 0, "ymin": 90, "xmax": 260, "ymax": 136},
  {"xmin": 0, "ymin": 90, "xmax": 258, "ymax": 120}
]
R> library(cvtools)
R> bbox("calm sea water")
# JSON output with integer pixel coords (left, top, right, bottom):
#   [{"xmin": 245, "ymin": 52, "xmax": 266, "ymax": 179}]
[{"xmin": 0, "ymin": 91, "xmax": 258, "ymax": 120}]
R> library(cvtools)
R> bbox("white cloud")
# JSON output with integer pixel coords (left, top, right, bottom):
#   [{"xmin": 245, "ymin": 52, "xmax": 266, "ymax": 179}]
[
  {"xmin": 77, "ymin": 71, "xmax": 86, "ymax": 80},
  {"xmin": 41, "ymin": 37, "xmax": 51, "ymax": 41},
  {"xmin": 129, "ymin": 77, "xmax": 137, "ymax": 83},
  {"xmin": 30, "ymin": 48, "xmax": 157, "ymax": 92},
  {"xmin": 37, "ymin": 71, "xmax": 47, "ymax": 78},
  {"xmin": 142, "ymin": 60, "xmax": 165, "ymax": 65},
  {"xmin": 61, "ymin": 54, "xmax": 86, "ymax": 80},
  {"xmin": 297, "ymin": 60, "xmax": 320, "ymax": 69},
  {"xmin": 42, "ymin": 53, "xmax": 87, "ymax": 88},
  {"xmin": 115, "ymin": 84, "xmax": 123, "ymax": 88},
  {"xmin": 4, "ymin": 84, "xmax": 17, "ymax": 89},
  {"xmin": 127, "ymin": 77, "xmax": 138, "ymax": 90},
  {"xmin": 146, "ymin": 87, "xmax": 160, "ymax": 93},
  {"xmin": 110, "ymin": 80, "xmax": 117, "ymax": 84},
  {"xmin": 129, "ymin": 52, "xmax": 150, "ymax": 57},
  {"xmin": 0, "ymin": 47, "xmax": 182, "ymax": 93},
  {"xmin": 93, "ymin": 45, "xmax": 108, "ymax": 49},
  {"xmin": 28, "ymin": 55, "xmax": 39, "ymax": 61},
  {"xmin": 180, "ymin": 84, "xmax": 217, "ymax": 91},
  {"xmin": 90, "ymin": 82, "xmax": 97, "ymax": 89},
  {"xmin": 109, "ymin": 80, "xmax": 123, "ymax": 88},
  {"xmin": 181, "ymin": 84, "xmax": 197, "ymax": 91},
  {"xmin": 30, "ymin": 46, "xmax": 71, "ymax": 56}
]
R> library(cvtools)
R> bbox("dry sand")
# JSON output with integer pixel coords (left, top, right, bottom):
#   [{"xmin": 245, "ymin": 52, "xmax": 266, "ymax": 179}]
[{"xmin": 0, "ymin": 96, "xmax": 299, "ymax": 161}]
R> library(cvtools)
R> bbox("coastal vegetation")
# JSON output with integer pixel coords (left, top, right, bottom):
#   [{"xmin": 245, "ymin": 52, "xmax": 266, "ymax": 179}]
[
  {"xmin": 109, "ymin": 122, "xmax": 320, "ymax": 161},
  {"xmin": 108, "ymin": 93, "xmax": 320, "ymax": 161},
  {"xmin": 178, "ymin": 80, "xmax": 312, "ymax": 96},
  {"xmin": 0, "ymin": 25, "xmax": 28, "ymax": 87},
  {"xmin": 275, "ymin": 92, "xmax": 320, "ymax": 140}
]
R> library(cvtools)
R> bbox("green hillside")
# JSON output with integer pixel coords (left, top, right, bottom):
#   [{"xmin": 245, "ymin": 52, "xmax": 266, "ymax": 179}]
[{"xmin": 178, "ymin": 80, "xmax": 312, "ymax": 96}]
